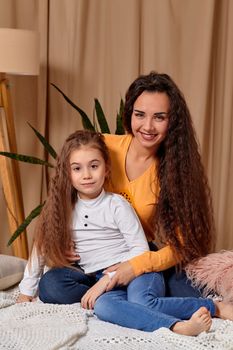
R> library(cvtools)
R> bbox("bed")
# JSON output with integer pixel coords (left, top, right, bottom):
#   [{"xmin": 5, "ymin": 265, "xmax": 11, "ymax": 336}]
[{"xmin": 1, "ymin": 254, "xmax": 233, "ymax": 350}]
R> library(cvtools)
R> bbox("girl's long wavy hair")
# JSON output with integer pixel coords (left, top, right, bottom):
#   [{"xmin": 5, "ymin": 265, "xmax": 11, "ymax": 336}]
[
  {"xmin": 33, "ymin": 130, "xmax": 110, "ymax": 267},
  {"xmin": 124, "ymin": 71, "xmax": 215, "ymax": 266}
]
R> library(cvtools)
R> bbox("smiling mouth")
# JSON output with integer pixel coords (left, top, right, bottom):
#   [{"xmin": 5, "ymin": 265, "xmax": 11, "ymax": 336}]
[
  {"xmin": 139, "ymin": 132, "xmax": 158, "ymax": 140},
  {"xmin": 81, "ymin": 182, "xmax": 95, "ymax": 186}
]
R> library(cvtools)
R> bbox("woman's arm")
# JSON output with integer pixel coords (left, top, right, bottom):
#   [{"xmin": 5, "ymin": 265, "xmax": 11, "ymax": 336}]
[
  {"xmin": 103, "ymin": 196, "xmax": 178, "ymax": 290},
  {"xmin": 130, "ymin": 245, "xmax": 179, "ymax": 275},
  {"xmin": 105, "ymin": 245, "xmax": 179, "ymax": 290}
]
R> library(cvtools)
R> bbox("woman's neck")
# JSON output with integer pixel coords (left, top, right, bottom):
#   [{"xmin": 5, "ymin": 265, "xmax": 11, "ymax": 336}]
[
  {"xmin": 125, "ymin": 137, "xmax": 157, "ymax": 181},
  {"xmin": 128, "ymin": 136, "xmax": 157, "ymax": 161}
]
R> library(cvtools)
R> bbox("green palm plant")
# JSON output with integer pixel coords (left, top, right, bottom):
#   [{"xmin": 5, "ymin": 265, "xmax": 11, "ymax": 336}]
[{"xmin": 0, "ymin": 84, "xmax": 125, "ymax": 246}]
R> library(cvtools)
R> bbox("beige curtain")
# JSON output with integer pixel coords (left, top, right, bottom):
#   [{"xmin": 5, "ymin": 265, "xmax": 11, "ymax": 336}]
[
  {"xmin": 0, "ymin": 0, "xmax": 233, "ymax": 255},
  {"xmin": 0, "ymin": 0, "xmax": 48, "ymax": 254}
]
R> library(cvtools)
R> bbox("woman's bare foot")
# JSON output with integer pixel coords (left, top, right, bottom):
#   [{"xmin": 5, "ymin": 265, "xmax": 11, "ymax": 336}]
[
  {"xmin": 214, "ymin": 301, "xmax": 233, "ymax": 320},
  {"xmin": 172, "ymin": 307, "xmax": 212, "ymax": 336}
]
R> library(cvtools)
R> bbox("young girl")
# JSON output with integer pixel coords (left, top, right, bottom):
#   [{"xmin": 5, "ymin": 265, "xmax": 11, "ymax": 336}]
[
  {"xmin": 17, "ymin": 130, "xmax": 232, "ymax": 335},
  {"xmin": 18, "ymin": 130, "xmax": 149, "ymax": 303}
]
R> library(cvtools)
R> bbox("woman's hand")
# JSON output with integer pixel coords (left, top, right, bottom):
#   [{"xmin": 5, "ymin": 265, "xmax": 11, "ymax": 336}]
[
  {"xmin": 104, "ymin": 261, "xmax": 136, "ymax": 291},
  {"xmin": 16, "ymin": 294, "xmax": 35, "ymax": 303},
  {"xmin": 81, "ymin": 275, "xmax": 110, "ymax": 309}
]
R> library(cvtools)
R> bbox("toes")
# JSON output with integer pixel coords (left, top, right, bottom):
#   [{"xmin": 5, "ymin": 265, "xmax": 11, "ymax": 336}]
[
  {"xmin": 194, "ymin": 307, "xmax": 209, "ymax": 318},
  {"xmin": 199, "ymin": 306, "xmax": 208, "ymax": 314}
]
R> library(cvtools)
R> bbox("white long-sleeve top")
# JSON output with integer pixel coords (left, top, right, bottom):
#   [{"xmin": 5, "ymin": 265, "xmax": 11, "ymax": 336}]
[
  {"xmin": 19, "ymin": 190, "xmax": 149, "ymax": 296},
  {"xmin": 73, "ymin": 190, "xmax": 149, "ymax": 273}
]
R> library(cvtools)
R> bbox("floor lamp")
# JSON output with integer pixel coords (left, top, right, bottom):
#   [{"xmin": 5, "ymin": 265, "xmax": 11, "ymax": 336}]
[{"xmin": 0, "ymin": 28, "xmax": 39, "ymax": 259}]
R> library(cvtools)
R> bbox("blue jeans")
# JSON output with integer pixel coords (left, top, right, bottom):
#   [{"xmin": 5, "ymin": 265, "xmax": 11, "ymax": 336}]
[
  {"xmin": 39, "ymin": 266, "xmax": 96, "ymax": 304},
  {"xmin": 39, "ymin": 266, "xmax": 215, "ymax": 332},
  {"xmin": 164, "ymin": 267, "xmax": 202, "ymax": 297},
  {"xmin": 39, "ymin": 265, "xmax": 201, "ymax": 303},
  {"xmin": 94, "ymin": 272, "xmax": 216, "ymax": 332},
  {"xmin": 147, "ymin": 242, "xmax": 202, "ymax": 298}
]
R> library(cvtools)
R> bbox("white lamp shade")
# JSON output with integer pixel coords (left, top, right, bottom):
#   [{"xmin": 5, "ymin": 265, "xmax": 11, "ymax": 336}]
[{"xmin": 0, "ymin": 28, "xmax": 39, "ymax": 76}]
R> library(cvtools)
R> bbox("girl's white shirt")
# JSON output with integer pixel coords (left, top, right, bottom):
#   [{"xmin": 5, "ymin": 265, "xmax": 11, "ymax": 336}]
[{"xmin": 19, "ymin": 190, "xmax": 149, "ymax": 297}]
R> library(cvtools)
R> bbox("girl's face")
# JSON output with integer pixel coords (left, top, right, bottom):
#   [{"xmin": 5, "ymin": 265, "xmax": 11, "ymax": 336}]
[
  {"xmin": 70, "ymin": 146, "xmax": 108, "ymax": 200},
  {"xmin": 131, "ymin": 91, "xmax": 170, "ymax": 152}
]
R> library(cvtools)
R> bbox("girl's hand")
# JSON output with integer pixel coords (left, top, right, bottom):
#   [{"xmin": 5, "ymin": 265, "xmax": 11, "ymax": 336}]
[
  {"xmin": 81, "ymin": 275, "xmax": 110, "ymax": 309},
  {"xmin": 104, "ymin": 261, "xmax": 136, "ymax": 291},
  {"xmin": 65, "ymin": 242, "xmax": 80, "ymax": 263},
  {"xmin": 16, "ymin": 294, "xmax": 35, "ymax": 303}
]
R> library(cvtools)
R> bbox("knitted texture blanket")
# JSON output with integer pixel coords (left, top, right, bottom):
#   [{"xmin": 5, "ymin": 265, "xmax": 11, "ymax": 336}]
[
  {"xmin": 0, "ymin": 289, "xmax": 88, "ymax": 350},
  {"xmin": 78, "ymin": 316, "xmax": 233, "ymax": 350},
  {"xmin": 1, "ymin": 288, "xmax": 233, "ymax": 350}
]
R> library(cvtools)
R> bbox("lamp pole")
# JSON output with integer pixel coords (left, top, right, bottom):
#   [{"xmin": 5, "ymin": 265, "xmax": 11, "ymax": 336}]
[
  {"xmin": 0, "ymin": 76, "xmax": 28, "ymax": 258},
  {"xmin": 0, "ymin": 28, "xmax": 39, "ymax": 258}
]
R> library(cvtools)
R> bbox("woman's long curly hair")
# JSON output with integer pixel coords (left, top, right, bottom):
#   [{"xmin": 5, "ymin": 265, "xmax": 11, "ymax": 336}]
[
  {"xmin": 33, "ymin": 130, "xmax": 110, "ymax": 267},
  {"xmin": 124, "ymin": 71, "xmax": 215, "ymax": 266}
]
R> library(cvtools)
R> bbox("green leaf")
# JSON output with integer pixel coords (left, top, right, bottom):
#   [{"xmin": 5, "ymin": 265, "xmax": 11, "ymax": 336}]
[
  {"xmin": 115, "ymin": 98, "xmax": 125, "ymax": 135},
  {"xmin": 51, "ymin": 83, "xmax": 95, "ymax": 131},
  {"xmin": 7, "ymin": 202, "xmax": 45, "ymax": 246},
  {"xmin": 94, "ymin": 99, "xmax": 110, "ymax": 133},
  {"xmin": 27, "ymin": 122, "xmax": 57, "ymax": 159},
  {"xmin": 0, "ymin": 152, "xmax": 54, "ymax": 167}
]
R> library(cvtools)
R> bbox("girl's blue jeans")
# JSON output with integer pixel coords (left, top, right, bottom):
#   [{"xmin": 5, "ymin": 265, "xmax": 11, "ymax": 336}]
[
  {"xmin": 94, "ymin": 272, "xmax": 215, "ymax": 331},
  {"xmin": 39, "ymin": 267, "xmax": 215, "ymax": 332}
]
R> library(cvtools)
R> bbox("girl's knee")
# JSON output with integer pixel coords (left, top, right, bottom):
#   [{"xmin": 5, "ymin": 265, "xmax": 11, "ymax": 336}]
[
  {"xmin": 38, "ymin": 268, "xmax": 67, "ymax": 303},
  {"xmin": 94, "ymin": 295, "xmax": 110, "ymax": 320},
  {"xmin": 127, "ymin": 272, "xmax": 165, "ymax": 305},
  {"xmin": 94, "ymin": 293, "xmax": 123, "ymax": 321}
]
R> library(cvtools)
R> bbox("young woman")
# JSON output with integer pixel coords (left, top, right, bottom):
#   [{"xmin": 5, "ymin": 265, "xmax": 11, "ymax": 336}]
[
  {"xmin": 100, "ymin": 71, "xmax": 216, "ymax": 294},
  {"xmin": 93, "ymin": 71, "xmax": 220, "ymax": 328},
  {"xmin": 17, "ymin": 129, "xmax": 232, "ymax": 336}
]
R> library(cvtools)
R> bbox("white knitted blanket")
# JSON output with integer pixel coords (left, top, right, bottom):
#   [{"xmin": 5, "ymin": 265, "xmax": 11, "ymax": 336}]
[
  {"xmin": 1, "ymin": 288, "xmax": 233, "ymax": 350},
  {"xmin": 0, "ymin": 288, "xmax": 88, "ymax": 350}
]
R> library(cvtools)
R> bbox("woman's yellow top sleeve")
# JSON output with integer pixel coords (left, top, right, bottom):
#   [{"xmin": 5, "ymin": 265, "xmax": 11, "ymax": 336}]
[{"xmin": 129, "ymin": 245, "xmax": 179, "ymax": 276}]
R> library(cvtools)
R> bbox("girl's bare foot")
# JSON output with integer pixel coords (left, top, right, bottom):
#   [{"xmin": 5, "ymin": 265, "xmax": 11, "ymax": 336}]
[
  {"xmin": 172, "ymin": 307, "xmax": 212, "ymax": 336},
  {"xmin": 214, "ymin": 301, "xmax": 233, "ymax": 320}
]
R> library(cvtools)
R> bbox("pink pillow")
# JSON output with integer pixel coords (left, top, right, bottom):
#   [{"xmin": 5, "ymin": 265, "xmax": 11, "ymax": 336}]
[{"xmin": 185, "ymin": 250, "xmax": 233, "ymax": 303}]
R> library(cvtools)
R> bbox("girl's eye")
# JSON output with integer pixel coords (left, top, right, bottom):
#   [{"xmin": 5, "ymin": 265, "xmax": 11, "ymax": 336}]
[
  {"xmin": 91, "ymin": 164, "xmax": 98, "ymax": 169},
  {"xmin": 73, "ymin": 166, "xmax": 80, "ymax": 171}
]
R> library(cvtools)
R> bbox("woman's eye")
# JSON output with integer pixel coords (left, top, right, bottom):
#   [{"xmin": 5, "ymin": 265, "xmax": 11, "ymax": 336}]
[
  {"xmin": 154, "ymin": 114, "xmax": 166, "ymax": 122},
  {"xmin": 91, "ymin": 164, "xmax": 98, "ymax": 169},
  {"xmin": 135, "ymin": 113, "xmax": 144, "ymax": 118},
  {"xmin": 73, "ymin": 166, "xmax": 80, "ymax": 171}
]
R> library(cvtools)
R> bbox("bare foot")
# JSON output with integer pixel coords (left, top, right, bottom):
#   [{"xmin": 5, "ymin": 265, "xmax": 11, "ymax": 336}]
[
  {"xmin": 172, "ymin": 307, "xmax": 212, "ymax": 336},
  {"xmin": 214, "ymin": 301, "xmax": 233, "ymax": 320}
]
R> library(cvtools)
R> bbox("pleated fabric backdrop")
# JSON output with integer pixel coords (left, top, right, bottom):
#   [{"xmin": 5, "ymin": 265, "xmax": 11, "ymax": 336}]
[{"xmin": 0, "ymin": 0, "xmax": 232, "ymax": 255}]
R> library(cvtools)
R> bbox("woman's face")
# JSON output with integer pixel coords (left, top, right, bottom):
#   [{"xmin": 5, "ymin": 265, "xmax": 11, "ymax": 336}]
[{"xmin": 131, "ymin": 91, "xmax": 170, "ymax": 151}]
